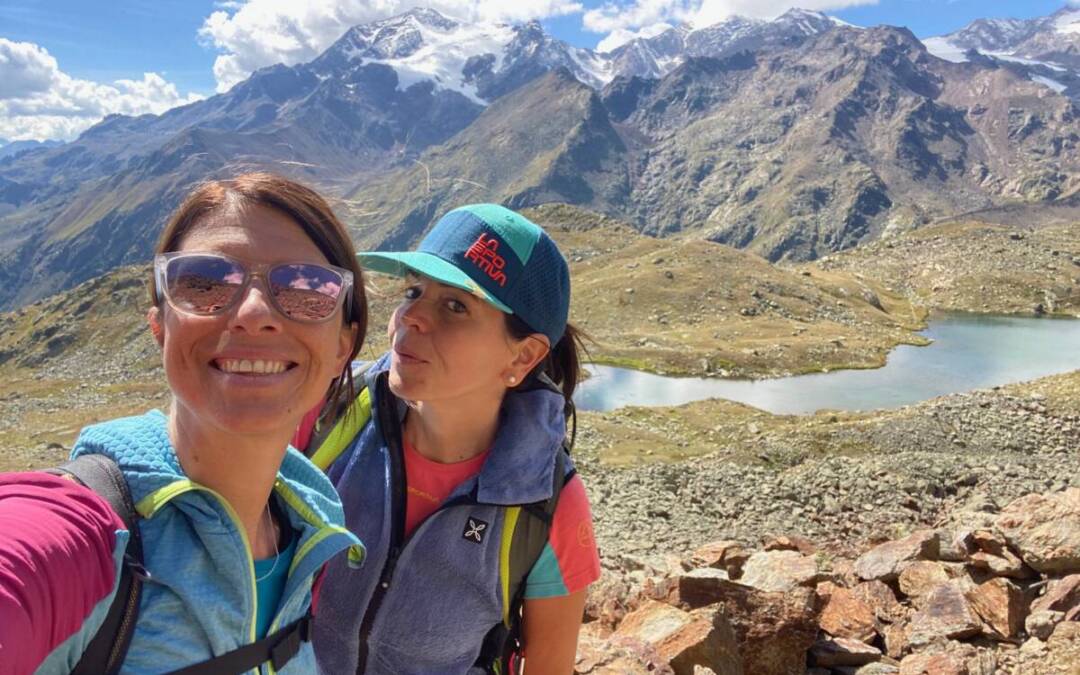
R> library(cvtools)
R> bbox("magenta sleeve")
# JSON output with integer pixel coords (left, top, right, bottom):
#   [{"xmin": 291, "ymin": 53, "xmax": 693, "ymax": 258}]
[{"xmin": 0, "ymin": 471, "xmax": 126, "ymax": 674}]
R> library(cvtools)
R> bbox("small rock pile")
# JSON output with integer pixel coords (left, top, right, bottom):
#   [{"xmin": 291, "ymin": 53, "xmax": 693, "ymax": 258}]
[{"xmin": 577, "ymin": 489, "xmax": 1080, "ymax": 674}]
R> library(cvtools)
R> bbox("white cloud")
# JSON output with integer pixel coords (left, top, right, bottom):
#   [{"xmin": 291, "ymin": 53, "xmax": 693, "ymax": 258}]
[
  {"xmin": 596, "ymin": 22, "xmax": 675, "ymax": 53},
  {"xmin": 585, "ymin": 0, "xmax": 876, "ymax": 37},
  {"xmin": 0, "ymin": 38, "xmax": 204, "ymax": 142},
  {"xmin": 199, "ymin": 0, "xmax": 584, "ymax": 93}
]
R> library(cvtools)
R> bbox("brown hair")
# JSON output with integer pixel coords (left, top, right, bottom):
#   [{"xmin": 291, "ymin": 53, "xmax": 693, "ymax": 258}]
[
  {"xmin": 505, "ymin": 314, "xmax": 588, "ymax": 445},
  {"xmin": 152, "ymin": 172, "xmax": 367, "ymax": 415}
]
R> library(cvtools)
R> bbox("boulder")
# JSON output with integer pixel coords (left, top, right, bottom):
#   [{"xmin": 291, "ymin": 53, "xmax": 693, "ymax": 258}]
[
  {"xmin": 817, "ymin": 581, "xmax": 879, "ymax": 643},
  {"xmin": 906, "ymin": 581, "xmax": 982, "ymax": 644},
  {"xmin": 576, "ymin": 628, "xmax": 675, "ymax": 674},
  {"xmin": 611, "ymin": 600, "xmax": 742, "ymax": 675},
  {"xmin": 852, "ymin": 580, "xmax": 905, "ymax": 623},
  {"xmin": 740, "ymin": 550, "xmax": 830, "ymax": 593},
  {"xmin": 679, "ymin": 580, "xmax": 820, "ymax": 675},
  {"xmin": 676, "ymin": 569, "xmax": 739, "ymax": 609},
  {"xmin": 1017, "ymin": 621, "xmax": 1080, "ymax": 674},
  {"xmin": 689, "ymin": 541, "xmax": 750, "ymax": 579},
  {"xmin": 763, "ymin": 535, "xmax": 817, "ymax": 555},
  {"xmin": 1030, "ymin": 573, "xmax": 1080, "ymax": 621},
  {"xmin": 964, "ymin": 577, "xmax": 1026, "ymax": 639},
  {"xmin": 898, "ymin": 562, "xmax": 954, "ymax": 606},
  {"xmin": 967, "ymin": 529, "xmax": 1033, "ymax": 579},
  {"xmin": 1024, "ymin": 609, "xmax": 1064, "ymax": 641},
  {"xmin": 809, "ymin": 636, "xmax": 882, "ymax": 667},
  {"xmin": 995, "ymin": 488, "xmax": 1080, "ymax": 574},
  {"xmin": 898, "ymin": 642, "xmax": 977, "ymax": 675},
  {"xmin": 855, "ymin": 530, "xmax": 940, "ymax": 582}
]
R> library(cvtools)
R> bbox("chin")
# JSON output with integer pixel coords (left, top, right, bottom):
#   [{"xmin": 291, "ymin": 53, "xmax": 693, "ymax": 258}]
[{"xmin": 387, "ymin": 370, "xmax": 426, "ymax": 402}]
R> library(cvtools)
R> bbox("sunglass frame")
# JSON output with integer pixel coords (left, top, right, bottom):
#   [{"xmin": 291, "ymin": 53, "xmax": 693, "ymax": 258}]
[{"xmin": 153, "ymin": 251, "xmax": 354, "ymax": 323}]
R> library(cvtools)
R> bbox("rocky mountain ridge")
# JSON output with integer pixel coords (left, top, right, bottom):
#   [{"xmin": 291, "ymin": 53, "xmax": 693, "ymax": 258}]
[{"xmin": 0, "ymin": 6, "xmax": 1077, "ymax": 310}]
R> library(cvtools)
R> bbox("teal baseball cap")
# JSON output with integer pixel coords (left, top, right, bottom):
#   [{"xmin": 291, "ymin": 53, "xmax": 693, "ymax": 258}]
[{"xmin": 358, "ymin": 204, "xmax": 571, "ymax": 345}]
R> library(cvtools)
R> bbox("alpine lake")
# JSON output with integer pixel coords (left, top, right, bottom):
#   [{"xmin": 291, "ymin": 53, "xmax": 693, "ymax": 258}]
[{"xmin": 574, "ymin": 313, "xmax": 1080, "ymax": 415}]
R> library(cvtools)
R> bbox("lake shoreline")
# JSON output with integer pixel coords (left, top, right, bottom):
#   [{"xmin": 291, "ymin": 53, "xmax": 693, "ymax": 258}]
[{"xmin": 576, "ymin": 312, "xmax": 1080, "ymax": 414}]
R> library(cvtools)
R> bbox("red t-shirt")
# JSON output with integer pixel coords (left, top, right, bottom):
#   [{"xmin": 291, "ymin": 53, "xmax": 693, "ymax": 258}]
[{"xmin": 402, "ymin": 437, "xmax": 600, "ymax": 598}]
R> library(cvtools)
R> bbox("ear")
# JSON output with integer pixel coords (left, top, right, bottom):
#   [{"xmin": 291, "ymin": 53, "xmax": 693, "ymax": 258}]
[
  {"xmin": 147, "ymin": 306, "xmax": 165, "ymax": 348},
  {"xmin": 505, "ymin": 334, "xmax": 549, "ymax": 387}
]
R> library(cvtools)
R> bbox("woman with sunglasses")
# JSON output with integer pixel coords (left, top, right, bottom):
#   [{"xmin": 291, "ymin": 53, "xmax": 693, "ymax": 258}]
[
  {"xmin": 0, "ymin": 173, "xmax": 366, "ymax": 674},
  {"xmin": 305, "ymin": 205, "xmax": 601, "ymax": 674}
]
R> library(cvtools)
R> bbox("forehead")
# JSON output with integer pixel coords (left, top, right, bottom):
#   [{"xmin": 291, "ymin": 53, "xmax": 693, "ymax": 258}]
[{"xmin": 178, "ymin": 204, "xmax": 327, "ymax": 264}]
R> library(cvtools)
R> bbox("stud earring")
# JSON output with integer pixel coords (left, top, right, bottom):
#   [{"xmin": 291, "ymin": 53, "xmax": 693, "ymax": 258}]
[{"xmin": 508, "ymin": 375, "xmax": 517, "ymax": 385}]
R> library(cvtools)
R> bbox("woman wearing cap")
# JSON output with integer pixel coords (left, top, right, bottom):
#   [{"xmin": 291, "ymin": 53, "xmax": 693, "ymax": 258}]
[
  {"xmin": 307, "ymin": 204, "xmax": 601, "ymax": 674},
  {"xmin": 0, "ymin": 174, "xmax": 366, "ymax": 673}
]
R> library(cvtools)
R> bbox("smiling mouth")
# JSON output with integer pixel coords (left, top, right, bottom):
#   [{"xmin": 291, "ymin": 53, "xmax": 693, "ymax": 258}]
[{"xmin": 213, "ymin": 359, "xmax": 297, "ymax": 375}]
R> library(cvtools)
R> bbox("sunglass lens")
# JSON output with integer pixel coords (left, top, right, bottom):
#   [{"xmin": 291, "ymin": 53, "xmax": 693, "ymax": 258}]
[
  {"xmin": 268, "ymin": 264, "xmax": 344, "ymax": 321},
  {"xmin": 166, "ymin": 256, "xmax": 244, "ymax": 314}
]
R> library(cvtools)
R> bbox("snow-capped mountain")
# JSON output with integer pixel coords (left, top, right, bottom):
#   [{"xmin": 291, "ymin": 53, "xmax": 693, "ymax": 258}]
[
  {"xmin": 309, "ymin": 7, "xmax": 845, "ymax": 104},
  {"xmin": 923, "ymin": 7, "xmax": 1080, "ymax": 98}
]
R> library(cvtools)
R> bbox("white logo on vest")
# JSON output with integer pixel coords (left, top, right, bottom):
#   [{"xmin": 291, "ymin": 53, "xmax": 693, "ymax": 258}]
[{"xmin": 462, "ymin": 517, "xmax": 488, "ymax": 544}]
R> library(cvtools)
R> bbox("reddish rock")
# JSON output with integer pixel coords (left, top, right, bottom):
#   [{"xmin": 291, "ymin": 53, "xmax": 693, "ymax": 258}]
[
  {"xmin": 852, "ymin": 580, "xmax": 905, "ymax": 623},
  {"xmin": 740, "ymin": 550, "xmax": 830, "ymax": 593},
  {"xmin": 898, "ymin": 643, "xmax": 977, "ymax": 675},
  {"xmin": 898, "ymin": 562, "xmax": 954, "ymax": 605},
  {"xmin": 884, "ymin": 621, "xmax": 910, "ymax": 660},
  {"xmin": 809, "ymin": 636, "xmax": 882, "ymax": 667},
  {"xmin": 906, "ymin": 581, "xmax": 982, "ymax": 644},
  {"xmin": 967, "ymin": 530, "xmax": 1033, "ymax": 579},
  {"xmin": 676, "ymin": 569, "xmax": 738, "ymax": 609},
  {"xmin": 817, "ymin": 581, "xmax": 878, "ymax": 643},
  {"xmin": 576, "ymin": 628, "xmax": 675, "ymax": 674},
  {"xmin": 1030, "ymin": 573, "xmax": 1080, "ymax": 621},
  {"xmin": 611, "ymin": 601, "xmax": 742, "ymax": 675},
  {"xmin": 689, "ymin": 541, "xmax": 750, "ymax": 579},
  {"xmin": 673, "ymin": 579, "xmax": 820, "ymax": 675},
  {"xmin": 763, "ymin": 535, "xmax": 818, "ymax": 555},
  {"xmin": 996, "ymin": 488, "xmax": 1080, "ymax": 575},
  {"xmin": 855, "ymin": 530, "xmax": 940, "ymax": 582},
  {"xmin": 964, "ymin": 577, "xmax": 1025, "ymax": 639}
]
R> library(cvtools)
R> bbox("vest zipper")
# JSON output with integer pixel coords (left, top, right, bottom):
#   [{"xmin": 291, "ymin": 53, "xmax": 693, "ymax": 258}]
[{"xmin": 355, "ymin": 378, "xmax": 407, "ymax": 674}]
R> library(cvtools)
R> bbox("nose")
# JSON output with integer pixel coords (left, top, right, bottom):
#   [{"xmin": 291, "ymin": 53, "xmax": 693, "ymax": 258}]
[
  {"xmin": 392, "ymin": 295, "xmax": 433, "ymax": 335},
  {"xmin": 227, "ymin": 279, "xmax": 282, "ymax": 334}
]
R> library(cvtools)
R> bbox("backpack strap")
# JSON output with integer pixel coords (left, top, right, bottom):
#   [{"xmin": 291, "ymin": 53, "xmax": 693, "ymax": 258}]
[
  {"xmin": 308, "ymin": 387, "xmax": 372, "ymax": 471},
  {"xmin": 46, "ymin": 454, "xmax": 146, "ymax": 675},
  {"xmin": 476, "ymin": 444, "xmax": 572, "ymax": 674},
  {"xmin": 306, "ymin": 364, "xmax": 375, "ymax": 471},
  {"xmin": 163, "ymin": 613, "xmax": 312, "ymax": 675}
]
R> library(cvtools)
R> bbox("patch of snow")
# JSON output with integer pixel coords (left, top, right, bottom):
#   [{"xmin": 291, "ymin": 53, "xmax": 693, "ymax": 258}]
[
  {"xmin": 364, "ymin": 20, "xmax": 516, "ymax": 104},
  {"xmin": 1032, "ymin": 74, "xmax": 1068, "ymax": 93},
  {"xmin": 567, "ymin": 46, "xmax": 614, "ymax": 87},
  {"xmin": 1054, "ymin": 10, "xmax": 1080, "ymax": 35},
  {"xmin": 923, "ymin": 37, "xmax": 969, "ymax": 63},
  {"xmin": 986, "ymin": 51, "xmax": 1067, "ymax": 72},
  {"xmin": 827, "ymin": 16, "xmax": 862, "ymax": 29}
]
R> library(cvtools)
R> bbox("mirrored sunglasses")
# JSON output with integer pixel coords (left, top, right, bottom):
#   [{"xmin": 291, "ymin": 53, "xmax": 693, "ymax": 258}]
[{"xmin": 154, "ymin": 252, "xmax": 353, "ymax": 323}]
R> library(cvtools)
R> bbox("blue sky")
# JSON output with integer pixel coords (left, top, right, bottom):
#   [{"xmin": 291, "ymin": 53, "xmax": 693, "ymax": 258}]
[{"xmin": 0, "ymin": 0, "xmax": 1074, "ymax": 140}]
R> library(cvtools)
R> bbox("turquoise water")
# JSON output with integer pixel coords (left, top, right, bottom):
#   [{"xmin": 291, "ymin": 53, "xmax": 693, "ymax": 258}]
[{"xmin": 574, "ymin": 314, "xmax": 1080, "ymax": 414}]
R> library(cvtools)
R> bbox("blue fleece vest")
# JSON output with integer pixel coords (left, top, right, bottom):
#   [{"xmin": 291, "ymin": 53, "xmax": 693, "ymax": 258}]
[
  {"xmin": 311, "ymin": 356, "xmax": 573, "ymax": 674},
  {"xmin": 36, "ymin": 411, "xmax": 363, "ymax": 675}
]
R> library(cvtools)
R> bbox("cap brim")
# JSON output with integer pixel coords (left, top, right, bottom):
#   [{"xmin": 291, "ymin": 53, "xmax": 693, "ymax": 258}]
[{"xmin": 358, "ymin": 251, "xmax": 512, "ymax": 313}]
